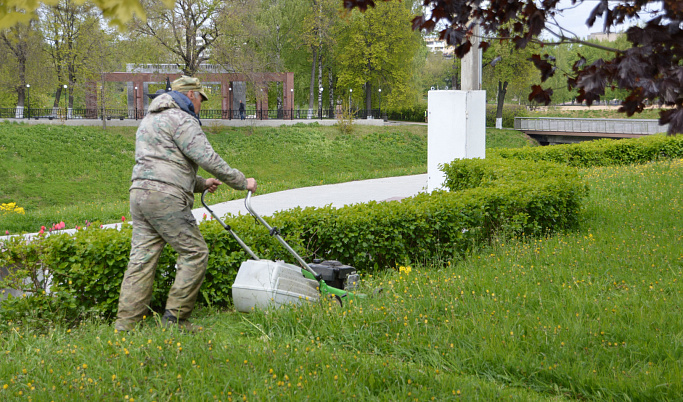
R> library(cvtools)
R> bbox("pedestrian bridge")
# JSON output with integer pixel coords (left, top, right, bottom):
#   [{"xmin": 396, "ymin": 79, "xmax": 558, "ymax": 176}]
[{"xmin": 514, "ymin": 117, "xmax": 669, "ymax": 145}]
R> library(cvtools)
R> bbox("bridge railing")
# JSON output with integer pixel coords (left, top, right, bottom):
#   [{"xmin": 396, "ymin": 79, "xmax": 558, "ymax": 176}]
[{"xmin": 514, "ymin": 117, "xmax": 668, "ymax": 135}]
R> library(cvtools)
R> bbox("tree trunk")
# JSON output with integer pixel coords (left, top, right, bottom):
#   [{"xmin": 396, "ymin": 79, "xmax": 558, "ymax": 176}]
[
  {"xmin": 317, "ymin": 51, "xmax": 323, "ymax": 117},
  {"xmin": 101, "ymin": 85, "xmax": 106, "ymax": 129},
  {"xmin": 496, "ymin": 80, "xmax": 508, "ymax": 129},
  {"xmin": 53, "ymin": 87, "xmax": 63, "ymax": 108},
  {"xmin": 68, "ymin": 66, "xmax": 76, "ymax": 109},
  {"xmin": 308, "ymin": 47, "xmax": 317, "ymax": 117},
  {"xmin": 365, "ymin": 81, "xmax": 372, "ymax": 117},
  {"xmin": 16, "ymin": 64, "xmax": 26, "ymax": 108},
  {"xmin": 328, "ymin": 68, "xmax": 334, "ymax": 117},
  {"xmin": 17, "ymin": 87, "xmax": 25, "ymax": 107},
  {"xmin": 452, "ymin": 59, "xmax": 459, "ymax": 90},
  {"xmin": 1, "ymin": 30, "xmax": 28, "ymax": 108}
]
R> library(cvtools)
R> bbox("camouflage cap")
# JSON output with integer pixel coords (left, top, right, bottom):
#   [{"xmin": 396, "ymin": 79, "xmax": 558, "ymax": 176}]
[{"xmin": 171, "ymin": 76, "xmax": 209, "ymax": 102}]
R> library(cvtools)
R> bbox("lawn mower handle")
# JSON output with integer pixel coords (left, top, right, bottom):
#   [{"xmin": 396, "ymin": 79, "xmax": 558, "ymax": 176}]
[
  {"xmin": 201, "ymin": 189, "xmax": 260, "ymax": 261},
  {"xmin": 244, "ymin": 191, "xmax": 322, "ymax": 281}
]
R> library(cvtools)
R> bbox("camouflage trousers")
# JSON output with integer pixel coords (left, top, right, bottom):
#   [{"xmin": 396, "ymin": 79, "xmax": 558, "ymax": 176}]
[{"xmin": 115, "ymin": 189, "xmax": 208, "ymax": 331}]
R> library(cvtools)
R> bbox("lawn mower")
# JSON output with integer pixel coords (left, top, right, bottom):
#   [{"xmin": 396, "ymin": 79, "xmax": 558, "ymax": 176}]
[{"xmin": 201, "ymin": 190, "xmax": 360, "ymax": 312}]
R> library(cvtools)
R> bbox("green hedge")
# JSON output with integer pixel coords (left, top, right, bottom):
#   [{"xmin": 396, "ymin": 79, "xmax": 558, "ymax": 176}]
[
  {"xmin": 1, "ymin": 156, "xmax": 587, "ymax": 319},
  {"xmin": 5, "ymin": 134, "xmax": 679, "ymax": 320},
  {"xmin": 385, "ymin": 103, "xmax": 529, "ymax": 125},
  {"xmin": 385, "ymin": 103, "xmax": 427, "ymax": 122},
  {"xmin": 492, "ymin": 134, "xmax": 683, "ymax": 166}
]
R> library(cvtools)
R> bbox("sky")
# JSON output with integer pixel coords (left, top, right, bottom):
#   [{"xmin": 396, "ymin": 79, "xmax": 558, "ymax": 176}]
[
  {"xmin": 425, "ymin": 1, "xmax": 660, "ymax": 40},
  {"xmin": 545, "ymin": 0, "xmax": 661, "ymax": 39},
  {"xmin": 549, "ymin": 0, "xmax": 603, "ymax": 39}
]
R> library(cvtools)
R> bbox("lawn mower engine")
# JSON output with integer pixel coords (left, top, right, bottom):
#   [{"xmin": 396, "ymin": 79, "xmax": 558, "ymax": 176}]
[
  {"xmin": 202, "ymin": 189, "xmax": 363, "ymax": 313},
  {"xmin": 308, "ymin": 259, "xmax": 359, "ymax": 290}
]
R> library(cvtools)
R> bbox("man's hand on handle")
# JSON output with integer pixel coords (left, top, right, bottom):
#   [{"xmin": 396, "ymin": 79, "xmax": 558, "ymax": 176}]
[
  {"xmin": 204, "ymin": 177, "xmax": 257, "ymax": 194},
  {"xmin": 205, "ymin": 178, "xmax": 221, "ymax": 193},
  {"xmin": 246, "ymin": 178, "xmax": 257, "ymax": 193}
]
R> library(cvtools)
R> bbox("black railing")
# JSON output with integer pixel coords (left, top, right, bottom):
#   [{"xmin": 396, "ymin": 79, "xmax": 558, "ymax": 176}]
[{"xmin": 0, "ymin": 107, "xmax": 386, "ymax": 121}]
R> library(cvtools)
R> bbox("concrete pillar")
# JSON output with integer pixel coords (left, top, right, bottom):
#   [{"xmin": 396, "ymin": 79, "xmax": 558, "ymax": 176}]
[
  {"xmin": 427, "ymin": 90, "xmax": 486, "ymax": 192},
  {"xmin": 461, "ymin": 24, "xmax": 482, "ymax": 91}
]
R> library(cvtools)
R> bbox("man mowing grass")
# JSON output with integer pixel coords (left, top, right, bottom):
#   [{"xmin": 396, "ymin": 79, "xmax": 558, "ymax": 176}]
[{"xmin": 115, "ymin": 76, "xmax": 257, "ymax": 333}]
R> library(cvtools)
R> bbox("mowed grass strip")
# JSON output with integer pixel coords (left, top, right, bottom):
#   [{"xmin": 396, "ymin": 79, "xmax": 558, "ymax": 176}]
[
  {"xmin": 0, "ymin": 123, "xmax": 430, "ymax": 234},
  {"xmin": 1, "ymin": 159, "xmax": 680, "ymax": 400},
  {"xmin": 1, "ymin": 123, "xmax": 532, "ymax": 234}
]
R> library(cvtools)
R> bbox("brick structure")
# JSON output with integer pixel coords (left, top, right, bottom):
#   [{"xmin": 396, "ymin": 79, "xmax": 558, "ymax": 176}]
[{"xmin": 91, "ymin": 67, "xmax": 294, "ymax": 120}]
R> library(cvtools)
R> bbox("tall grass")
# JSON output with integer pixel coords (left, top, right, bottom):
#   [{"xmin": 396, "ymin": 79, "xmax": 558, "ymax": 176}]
[{"xmin": 1, "ymin": 157, "xmax": 680, "ymax": 400}]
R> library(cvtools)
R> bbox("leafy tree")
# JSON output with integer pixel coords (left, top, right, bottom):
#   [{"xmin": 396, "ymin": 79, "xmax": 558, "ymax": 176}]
[
  {"xmin": 210, "ymin": 0, "xmax": 262, "ymax": 72},
  {"xmin": 345, "ymin": 0, "xmax": 683, "ymax": 134},
  {"xmin": 482, "ymin": 39, "xmax": 539, "ymax": 105},
  {"xmin": 130, "ymin": 0, "xmax": 226, "ymax": 76},
  {"xmin": 420, "ymin": 50, "xmax": 456, "ymax": 92},
  {"xmin": 113, "ymin": 30, "xmax": 174, "ymax": 66},
  {"xmin": 0, "ymin": 19, "xmax": 43, "ymax": 109},
  {"xmin": 40, "ymin": 0, "xmax": 105, "ymax": 109},
  {"xmin": 336, "ymin": 0, "xmax": 422, "ymax": 113},
  {"xmin": 1, "ymin": 0, "xmax": 172, "ymax": 29},
  {"xmin": 297, "ymin": 0, "xmax": 339, "ymax": 114}
]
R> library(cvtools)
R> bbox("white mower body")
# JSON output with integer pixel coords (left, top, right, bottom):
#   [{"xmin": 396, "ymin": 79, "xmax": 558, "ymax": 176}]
[{"xmin": 232, "ymin": 259, "xmax": 321, "ymax": 313}]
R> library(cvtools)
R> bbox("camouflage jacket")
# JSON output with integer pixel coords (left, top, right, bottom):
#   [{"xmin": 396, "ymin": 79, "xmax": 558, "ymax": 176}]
[{"xmin": 130, "ymin": 92, "xmax": 247, "ymax": 198}]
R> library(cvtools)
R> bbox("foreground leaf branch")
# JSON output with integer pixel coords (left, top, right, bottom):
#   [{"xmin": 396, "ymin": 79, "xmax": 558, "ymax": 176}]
[{"xmin": 346, "ymin": 0, "xmax": 683, "ymax": 135}]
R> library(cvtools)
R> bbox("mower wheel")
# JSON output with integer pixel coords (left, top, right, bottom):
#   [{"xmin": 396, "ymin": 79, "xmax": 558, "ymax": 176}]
[{"xmin": 327, "ymin": 294, "xmax": 343, "ymax": 308}]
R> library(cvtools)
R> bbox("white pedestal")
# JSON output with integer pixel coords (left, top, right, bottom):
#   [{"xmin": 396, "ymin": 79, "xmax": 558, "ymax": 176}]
[{"xmin": 427, "ymin": 90, "xmax": 486, "ymax": 192}]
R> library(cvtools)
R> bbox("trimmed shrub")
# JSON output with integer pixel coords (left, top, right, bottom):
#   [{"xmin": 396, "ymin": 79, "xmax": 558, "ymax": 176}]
[
  {"xmin": 492, "ymin": 134, "xmax": 683, "ymax": 167},
  {"xmin": 0, "ymin": 157, "xmax": 586, "ymax": 319},
  {"xmin": 385, "ymin": 103, "xmax": 427, "ymax": 122}
]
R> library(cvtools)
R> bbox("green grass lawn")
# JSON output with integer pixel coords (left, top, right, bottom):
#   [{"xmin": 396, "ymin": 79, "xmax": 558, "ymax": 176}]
[
  {"xmin": 0, "ymin": 122, "xmax": 532, "ymax": 234},
  {"xmin": 527, "ymin": 107, "xmax": 662, "ymax": 120},
  {"xmin": 1, "ymin": 147, "xmax": 680, "ymax": 399}
]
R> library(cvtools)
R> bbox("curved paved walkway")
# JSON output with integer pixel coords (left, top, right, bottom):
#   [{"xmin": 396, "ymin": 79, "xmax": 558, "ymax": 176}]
[
  {"xmin": 1, "ymin": 174, "xmax": 428, "ymax": 242},
  {"xmin": 193, "ymin": 174, "xmax": 428, "ymax": 221}
]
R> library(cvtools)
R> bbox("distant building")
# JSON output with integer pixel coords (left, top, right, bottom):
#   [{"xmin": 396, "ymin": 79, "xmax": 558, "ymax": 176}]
[
  {"xmin": 425, "ymin": 37, "xmax": 454, "ymax": 57},
  {"xmin": 587, "ymin": 32, "xmax": 623, "ymax": 42}
]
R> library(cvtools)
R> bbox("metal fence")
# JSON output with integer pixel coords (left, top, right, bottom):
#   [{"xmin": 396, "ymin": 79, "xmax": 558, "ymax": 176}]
[
  {"xmin": 1, "ymin": 107, "xmax": 386, "ymax": 121},
  {"xmin": 514, "ymin": 117, "xmax": 668, "ymax": 135}
]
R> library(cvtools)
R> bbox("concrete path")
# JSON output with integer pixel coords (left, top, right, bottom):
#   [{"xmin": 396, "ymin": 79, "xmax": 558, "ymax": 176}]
[
  {"xmin": 0, "ymin": 174, "xmax": 428, "ymax": 242},
  {"xmin": 193, "ymin": 174, "xmax": 428, "ymax": 221}
]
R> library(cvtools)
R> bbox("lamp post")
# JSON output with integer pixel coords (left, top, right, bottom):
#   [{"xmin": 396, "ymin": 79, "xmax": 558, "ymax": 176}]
[
  {"xmin": 134, "ymin": 86, "xmax": 138, "ymax": 120},
  {"xmin": 319, "ymin": 86, "xmax": 323, "ymax": 120},
  {"xmin": 378, "ymin": 88, "xmax": 382, "ymax": 120},
  {"xmin": 290, "ymin": 88, "xmax": 294, "ymax": 120},
  {"xmin": 63, "ymin": 84, "xmax": 67, "ymax": 120},
  {"xmin": 349, "ymin": 88, "xmax": 352, "ymax": 109},
  {"xmin": 25, "ymin": 84, "xmax": 30, "ymax": 119},
  {"xmin": 228, "ymin": 87, "xmax": 232, "ymax": 119}
]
